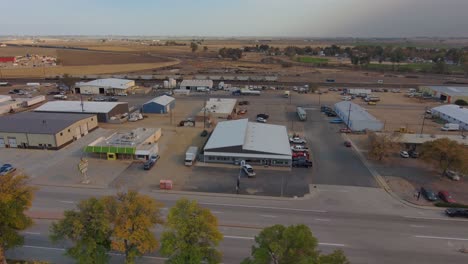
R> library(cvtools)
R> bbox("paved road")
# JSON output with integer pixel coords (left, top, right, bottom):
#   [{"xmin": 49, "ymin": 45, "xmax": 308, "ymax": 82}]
[
  {"xmin": 304, "ymin": 108, "xmax": 377, "ymax": 187},
  {"xmin": 8, "ymin": 185, "xmax": 468, "ymax": 264}
]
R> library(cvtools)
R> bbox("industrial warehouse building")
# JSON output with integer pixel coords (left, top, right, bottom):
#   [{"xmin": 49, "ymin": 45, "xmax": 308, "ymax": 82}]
[
  {"xmin": 198, "ymin": 98, "xmax": 237, "ymax": 120},
  {"xmin": 203, "ymin": 119, "xmax": 292, "ymax": 166},
  {"xmin": 431, "ymin": 104, "xmax": 468, "ymax": 130},
  {"xmin": 35, "ymin": 101, "xmax": 129, "ymax": 122},
  {"xmin": 334, "ymin": 101, "xmax": 384, "ymax": 132},
  {"xmin": 0, "ymin": 112, "xmax": 98, "ymax": 149},
  {"xmin": 74, "ymin": 78, "xmax": 135, "ymax": 95},
  {"xmin": 420, "ymin": 86, "xmax": 468, "ymax": 104},
  {"xmin": 85, "ymin": 128, "xmax": 161, "ymax": 160},
  {"xmin": 141, "ymin": 95, "xmax": 175, "ymax": 114},
  {"xmin": 180, "ymin": 79, "xmax": 213, "ymax": 91}
]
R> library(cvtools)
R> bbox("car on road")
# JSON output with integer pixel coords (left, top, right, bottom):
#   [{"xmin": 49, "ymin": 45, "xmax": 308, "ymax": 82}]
[
  {"xmin": 238, "ymin": 100, "xmax": 249, "ymax": 105},
  {"xmin": 344, "ymin": 141, "xmax": 352, "ymax": 148},
  {"xmin": 340, "ymin": 128, "xmax": 352, "ymax": 133},
  {"xmin": 320, "ymin": 106, "xmax": 332, "ymax": 112},
  {"xmin": 256, "ymin": 117, "xmax": 267, "ymax": 123},
  {"xmin": 143, "ymin": 155, "xmax": 160, "ymax": 170},
  {"xmin": 292, "ymin": 159, "xmax": 313, "ymax": 168},
  {"xmin": 289, "ymin": 137, "xmax": 307, "ymax": 144},
  {"xmin": 107, "ymin": 97, "xmax": 119, "ymax": 102},
  {"xmin": 444, "ymin": 170, "xmax": 461, "ymax": 181},
  {"xmin": 0, "ymin": 164, "xmax": 16, "ymax": 176},
  {"xmin": 93, "ymin": 97, "xmax": 106, "ymax": 102},
  {"xmin": 329, "ymin": 118, "xmax": 343, "ymax": 124},
  {"xmin": 242, "ymin": 164, "xmax": 256, "ymax": 177},
  {"xmin": 326, "ymin": 79, "xmax": 336, "ymax": 83},
  {"xmin": 438, "ymin": 191, "xmax": 456, "ymax": 203},
  {"xmin": 368, "ymin": 101, "xmax": 377, "ymax": 105},
  {"xmin": 420, "ymin": 187, "xmax": 438, "ymax": 201},
  {"xmin": 400, "ymin": 151, "xmax": 410, "ymax": 158},
  {"xmin": 445, "ymin": 208, "xmax": 468, "ymax": 218},
  {"xmin": 409, "ymin": 150, "xmax": 419, "ymax": 158},
  {"xmin": 291, "ymin": 145, "xmax": 309, "ymax": 152},
  {"xmin": 256, "ymin": 113, "xmax": 269, "ymax": 120},
  {"xmin": 117, "ymin": 92, "xmax": 128, "ymax": 96},
  {"xmin": 326, "ymin": 111, "xmax": 337, "ymax": 117}
]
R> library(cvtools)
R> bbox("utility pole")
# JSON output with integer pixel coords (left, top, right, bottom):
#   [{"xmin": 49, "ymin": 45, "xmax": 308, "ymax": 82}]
[
  {"xmin": 419, "ymin": 107, "xmax": 427, "ymax": 138},
  {"xmin": 346, "ymin": 102, "xmax": 352, "ymax": 129}
]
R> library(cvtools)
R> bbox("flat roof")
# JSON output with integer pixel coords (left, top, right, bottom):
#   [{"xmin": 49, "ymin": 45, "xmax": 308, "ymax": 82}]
[
  {"xmin": 0, "ymin": 112, "xmax": 95, "ymax": 134},
  {"xmin": 35, "ymin": 101, "xmax": 128, "ymax": 114},
  {"xmin": 425, "ymin": 86, "xmax": 468, "ymax": 96},
  {"xmin": 180, "ymin": 79, "xmax": 213, "ymax": 87},
  {"xmin": 334, "ymin": 101, "xmax": 381, "ymax": 122},
  {"xmin": 91, "ymin": 128, "xmax": 159, "ymax": 148},
  {"xmin": 76, "ymin": 78, "xmax": 134, "ymax": 90},
  {"xmin": 0, "ymin": 95, "xmax": 12, "ymax": 102},
  {"xmin": 144, "ymin": 95, "xmax": 175, "ymax": 106},
  {"xmin": 204, "ymin": 119, "xmax": 291, "ymax": 156},
  {"xmin": 203, "ymin": 98, "xmax": 237, "ymax": 115},
  {"xmin": 431, "ymin": 104, "xmax": 468, "ymax": 124}
]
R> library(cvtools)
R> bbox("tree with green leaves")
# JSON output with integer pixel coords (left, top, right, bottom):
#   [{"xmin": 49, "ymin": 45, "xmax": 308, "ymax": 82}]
[
  {"xmin": 0, "ymin": 174, "xmax": 35, "ymax": 263},
  {"xmin": 160, "ymin": 198, "xmax": 223, "ymax": 264},
  {"xmin": 454, "ymin": 99, "xmax": 468, "ymax": 106},
  {"xmin": 367, "ymin": 132, "xmax": 400, "ymax": 161},
  {"xmin": 420, "ymin": 138, "xmax": 468, "ymax": 176},
  {"xmin": 190, "ymin": 42, "xmax": 199, "ymax": 52},
  {"xmin": 242, "ymin": 224, "xmax": 349, "ymax": 264},
  {"xmin": 61, "ymin": 73, "xmax": 79, "ymax": 92},
  {"xmin": 103, "ymin": 191, "xmax": 163, "ymax": 264},
  {"xmin": 50, "ymin": 198, "xmax": 112, "ymax": 264}
]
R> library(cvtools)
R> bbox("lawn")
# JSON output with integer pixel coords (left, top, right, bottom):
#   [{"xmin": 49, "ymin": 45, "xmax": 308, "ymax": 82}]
[{"xmin": 296, "ymin": 56, "xmax": 329, "ymax": 64}]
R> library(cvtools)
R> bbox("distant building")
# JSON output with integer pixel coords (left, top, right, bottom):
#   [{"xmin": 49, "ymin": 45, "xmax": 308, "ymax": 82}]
[
  {"xmin": 420, "ymin": 86, "xmax": 468, "ymax": 104},
  {"xmin": 141, "ymin": 95, "xmax": 175, "ymax": 114},
  {"xmin": 0, "ymin": 57, "xmax": 15, "ymax": 63},
  {"xmin": 334, "ymin": 101, "xmax": 383, "ymax": 132},
  {"xmin": 180, "ymin": 79, "xmax": 213, "ymax": 91},
  {"xmin": 431, "ymin": 104, "xmax": 468, "ymax": 130},
  {"xmin": 34, "ymin": 101, "xmax": 129, "ymax": 122},
  {"xmin": 203, "ymin": 119, "xmax": 292, "ymax": 166},
  {"xmin": 197, "ymin": 98, "xmax": 237, "ymax": 123},
  {"xmin": 75, "ymin": 78, "xmax": 135, "ymax": 95},
  {"xmin": 85, "ymin": 128, "xmax": 162, "ymax": 160},
  {"xmin": 0, "ymin": 112, "xmax": 98, "ymax": 149}
]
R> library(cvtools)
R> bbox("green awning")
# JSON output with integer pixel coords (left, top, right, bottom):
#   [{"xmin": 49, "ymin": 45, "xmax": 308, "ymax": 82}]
[{"xmin": 84, "ymin": 145, "xmax": 136, "ymax": 154}]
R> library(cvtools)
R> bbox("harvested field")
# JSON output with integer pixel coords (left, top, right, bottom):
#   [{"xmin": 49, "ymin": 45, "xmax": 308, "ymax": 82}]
[{"xmin": 56, "ymin": 49, "xmax": 173, "ymax": 66}]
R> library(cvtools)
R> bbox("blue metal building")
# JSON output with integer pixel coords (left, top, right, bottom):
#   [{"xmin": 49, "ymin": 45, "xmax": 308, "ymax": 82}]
[{"xmin": 142, "ymin": 95, "xmax": 175, "ymax": 114}]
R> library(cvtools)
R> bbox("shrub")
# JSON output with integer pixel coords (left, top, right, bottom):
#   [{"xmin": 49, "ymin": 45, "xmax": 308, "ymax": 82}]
[{"xmin": 454, "ymin": 99, "xmax": 468, "ymax": 106}]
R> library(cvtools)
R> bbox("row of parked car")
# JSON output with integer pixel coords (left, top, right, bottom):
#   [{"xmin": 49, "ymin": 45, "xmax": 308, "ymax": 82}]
[
  {"xmin": 0, "ymin": 164, "xmax": 16, "ymax": 176},
  {"xmin": 289, "ymin": 135, "xmax": 312, "ymax": 168}
]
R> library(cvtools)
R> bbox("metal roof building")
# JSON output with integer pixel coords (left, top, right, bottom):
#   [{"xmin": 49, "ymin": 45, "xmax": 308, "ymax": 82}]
[
  {"xmin": 35, "ymin": 101, "xmax": 129, "ymax": 122},
  {"xmin": 420, "ymin": 86, "xmax": 468, "ymax": 104},
  {"xmin": 203, "ymin": 119, "xmax": 292, "ymax": 166},
  {"xmin": 180, "ymin": 79, "xmax": 213, "ymax": 91},
  {"xmin": 75, "ymin": 78, "xmax": 135, "ymax": 95},
  {"xmin": 334, "ymin": 101, "xmax": 383, "ymax": 132},
  {"xmin": 431, "ymin": 104, "xmax": 468, "ymax": 130},
  {"xmin": 142, "ymin": 95, "xmax": 175, "ymax": 114},
  {"xmin": 0, "ymin": 112, "xmax": 98, "ymax": 149}
]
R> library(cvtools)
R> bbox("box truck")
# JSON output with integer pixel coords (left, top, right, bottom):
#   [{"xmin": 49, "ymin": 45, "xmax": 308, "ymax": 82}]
[
  {"xmin": 185, "ymin": 146, "xmax": 198, "ymax": 166},
  {"xmin": 441, "ymin": 123, "xmax": 460, "ymax": 131}
]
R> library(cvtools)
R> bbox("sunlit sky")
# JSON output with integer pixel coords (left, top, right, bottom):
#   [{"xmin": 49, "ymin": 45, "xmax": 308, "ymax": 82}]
[{"xmin": 1, "ymin": 0, "xmax": 468, "ymax": 37}]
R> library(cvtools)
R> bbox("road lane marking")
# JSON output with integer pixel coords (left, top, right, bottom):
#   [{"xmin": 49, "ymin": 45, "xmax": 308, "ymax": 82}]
[
  {"xmin": 224, "ymin": 235, "xmax": 254, "ymax": 240},
  {"xmin": 23, "ymin": 232, "xmax": 41, "ymax": 235},
  {"xmin": 259, "ymin": 214, "xmax": 277, "ymax": 218},
  {"xmin": 414, "ymin": 235, "xmax": 468, "ymax": 241},
  {"xmin": 59, "ymin": 200, "xmax": 75, "ymax": 204},
  {"xmin": 199, "ymin": 202, "xmax": 327, "ymax": 213},
  {"xmin": 315, "ymin": 218, "xmax": 331, "ymax": 222},
  {"xmin": 319, "ymin": 243, "xmax": 346, "ymax": 247},
  {"xmin": 410, "ymin": 225, "xmax": 426, "ymax": 228},
  {"xmin": 404, "ymin": 216, "xmax": 468, "ymax": 222},
  {"xmin": 223, "ymin": 236, "xmax": 346, "ymax": 247},
  {"xmin": 212, "ymin": 211, "xmax": 224, "ymax": 214},
  {"xmin": 23, "ymin": 245, "xmax": 64, "ymax": 251}
]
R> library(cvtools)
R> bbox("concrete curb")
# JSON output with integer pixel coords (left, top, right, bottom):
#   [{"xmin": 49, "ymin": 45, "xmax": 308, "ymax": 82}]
[
  {"xmin": 344, "ymin": 134, "xmax": 440, "ymax": 211},
  {"xmin": 31, "ymin": 182, "xmax": 108, "ymax": 189}
]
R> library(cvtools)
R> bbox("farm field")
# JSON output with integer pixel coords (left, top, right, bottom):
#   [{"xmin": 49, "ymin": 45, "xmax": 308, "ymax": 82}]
[{"xmin": 296, "ymin": 56, "xmax": 329, "ymax": 64}]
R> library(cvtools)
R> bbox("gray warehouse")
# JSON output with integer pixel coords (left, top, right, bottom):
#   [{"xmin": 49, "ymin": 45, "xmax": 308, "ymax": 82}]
[
  {"xmin": 334, "ymin": 101, "xmax": 383, "ymax": 132},
  {"xmin": 203, "ymin": 119, "xmax": 292, "ymax": 166},
  {"xmin": 35, "ymin": 101, "xmax": 129, "ymax": 122},
  {"xmin": 141, "ymin": 95, "xmax": 175, "ymax": 114},
  {"xmin": 0, "ymin": 112, "xmax": 98, "ymax": 150}
]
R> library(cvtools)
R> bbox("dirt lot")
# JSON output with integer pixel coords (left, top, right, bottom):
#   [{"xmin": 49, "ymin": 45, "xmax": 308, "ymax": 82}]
[{"xmin": 56, "ymin": 49, "xmax": 173, "ymax": 66}]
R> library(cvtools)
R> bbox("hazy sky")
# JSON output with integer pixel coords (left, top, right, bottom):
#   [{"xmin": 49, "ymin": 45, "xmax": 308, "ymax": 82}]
[{"xmin": 2, "ymin": 0, "xmax": 468, "ymax": 37}]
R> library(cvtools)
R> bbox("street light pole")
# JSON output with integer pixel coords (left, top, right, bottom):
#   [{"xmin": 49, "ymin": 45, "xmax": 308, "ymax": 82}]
[{"xmin": 420, "ymin": 107, "xmax": 427, "ymax": 138}]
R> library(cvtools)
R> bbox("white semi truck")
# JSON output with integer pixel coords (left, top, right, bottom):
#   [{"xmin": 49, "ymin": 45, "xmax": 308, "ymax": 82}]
[{"xmin": 185, "ymin": 146, "xmax": 199, "ymax": 166}]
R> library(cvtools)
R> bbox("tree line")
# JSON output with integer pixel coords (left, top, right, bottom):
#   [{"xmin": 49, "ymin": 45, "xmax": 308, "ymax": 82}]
[{"xmin": 0, "ymin": 176, "xmax": 349, "ymax": 264}]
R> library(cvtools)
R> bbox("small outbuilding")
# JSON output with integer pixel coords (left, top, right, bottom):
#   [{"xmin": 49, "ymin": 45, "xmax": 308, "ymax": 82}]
[
  {"xmin": 35, "ymin": 101, "xmax": 129, "ymax": 122},
  {"xmin": 180, "ymin": 79, "xmax": 213, "ymax": 91},
  {"xmin": 141, "ymin": 95, "xmax": 175, "ymax": 114},
  {"xmin": 334, "ymin": 101, "xmax": 383, "ymax": 132},
  {"xmin": 75, "ymin": 78, "xmax": 135, "ymax": 95}
]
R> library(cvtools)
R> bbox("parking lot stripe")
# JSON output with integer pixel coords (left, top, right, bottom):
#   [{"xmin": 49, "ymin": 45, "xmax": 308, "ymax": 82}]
[{"xmin": 199, "ymin": 202, "xmax": 327, "ymax": 213}]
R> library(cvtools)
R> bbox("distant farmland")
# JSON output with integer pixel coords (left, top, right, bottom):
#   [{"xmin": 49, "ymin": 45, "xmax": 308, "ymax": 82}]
[{"xmin": 296, "ymin": 56, "xmax": 329, "ymax": 64}]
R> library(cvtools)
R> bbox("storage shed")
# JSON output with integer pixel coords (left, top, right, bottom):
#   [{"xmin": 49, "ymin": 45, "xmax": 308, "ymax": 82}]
[
  {"xmin": 141, "ymin": 95, "xmax": 175, "ymax": 114},
  {"xmin": 34, "ymin": 101, "xmax": 129, "ymax": 122},
  {"xmin": 75, "ymin": 78, "xmax": 135, "ymax": 95},
  {"xmin": 334, "ymin": 101, "xmax": 383, "ymax": 132},
  {"xmin": 180, "ymin": 79, "xmax": 213, "ymax": 91}
]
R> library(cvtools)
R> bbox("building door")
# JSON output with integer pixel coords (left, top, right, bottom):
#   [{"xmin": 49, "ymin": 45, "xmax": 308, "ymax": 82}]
[
  {"xmin": 75, "ymin": 127, "xmax": 81, "ymax": 139},
  {"xmin": 8, "ymin": 137, "xmax": 17, "ymax": 148},
  {"xmin": 75, "ymin": 87, "xmax": 81, "ymax": 94},
  {"xmin": 99, "ymin": 88, "xmax": 105, "ymax": 94},
  {"xmin": 0, "ymin": 138, "xmax": 5, "ymax": 148},
  {"xmin": 81, "ymin": 123, "xmax": 88, "ymax": 135}
]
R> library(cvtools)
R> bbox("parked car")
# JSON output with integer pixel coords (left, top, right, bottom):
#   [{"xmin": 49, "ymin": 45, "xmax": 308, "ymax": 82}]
[
  {"xmin": 438, "ymin": 191, "xmax": 456, "ymax": 203},
  {"xmin": 107, "ymin": 97, "xmax": 119, "ymax": 102},
  {"xmin": 256, "ymin": 117, "xmax": 267, "ymax": 123},
  {"xmin": 143, "ymin": 155, "xmax": 160, "ymax": 170},
  {"xmin": 237, "ymin": 109, "xmax": 247, "ymax": 115},
  {"xmin": 0, "ymin": 164, "xmax": 16, "ymax": 176},
  {"xmin": 93, "ymin": 97, "xmax": 106, "ymax": 102},
  {"xmin": 292, "ymin": 159, "xmax": 313, "ymax": 168},
  {"xmin": 242, "ymin": 164, "xmax": 256, "ymax": 177},
  {"xmin": 292, "ymin": 151, "xmax": 309, "ymax": 160},
  {"xmin": 289, "ymin": 137, "xmax": 307, "ymax": 144},
  {"xmin": 368, "ymin": 101, "xmax": 377, "ymax": 105},
  {"xmin": 409, "ymin": 150, "xmax": 419, "ymax": 158},
  {"xmin": 117, "ymin": 92, "xmax": 128, "ymax": 96},
  {"xmin": 344, "ymin": 141, "xmax": 352, "ymax": 148},
  {"xmin": 200, "ymin": 130, "xmax": 208, "ymax": 137},
  {"xmin": 444, "ymin": 170, "xmax": 461, "ymax": 181},
  {"xmin": 291, "ymin": 145, "xmax": 309, "ymax": 152},
  {"xmin": 326, "ymin": 111, "xmax": 337, "ymax": 117},
  {"xmin": 320, "ymin": 106, "xmax": 331, "ymax": 112},
  {"xmin": 400, "ymin": 151, "xmax": 410, "ymax": 158},
  {"xmin": 420, "ymin": 187, "xmax": 438, "ymax": 201},
  {"xmin": 445, "ymin": 208, "xmax": 468, "ymax": 218},
  {"xmin": 256, "ymin": 113, "xmax": 269, "ymax": 120},
  {"xmin": 340, "ymin": 128, "xmax": 352, "ymax": 133},
  {"xmin": 329, "ymin": 118, "xmax": 343, "ymax": 124}
]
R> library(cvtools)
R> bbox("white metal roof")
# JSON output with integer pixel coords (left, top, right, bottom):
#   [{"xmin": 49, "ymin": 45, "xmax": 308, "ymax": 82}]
[
  {"xmin": 0, "ymin": 95, "xmax": 12, "ymax": 103},
  {"xmin": 431, "ymin": 104, "xmax": 468, "ymax": 124},
  {"xmin": 334, "ymin": 101, "xmax": 380, "ymax": 121},
  {"xmin": 76, "ymin": 78, "xmax": 134, "ymax": 90},
  {"xmin": 180, "ymin": 79, "xmax": 213, "ymax": 88},
  {"xmin": 204, "ymin": 119, "xmax": 291, "ymax": 156},
  {"xmin": 145, "ymin": 95, "xmax": 175, "ymax": 106},
  {"xmin": 425, "ymin": 86, "xmax": 468, "ymax": 96},
  {"xmin": 35, "ymin": 101, "xmax": 127, "ymax": 113},
  {"xmin": 204, "ymin": 119, "xmax": 248, "ymax": 149},
  {"xmin": 203, "ymin": 98, "xmax": 237, "ymax": 115},
  {"xmin": 204, "ymin": 151, "xmax": 292, "ymax": 160}
]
